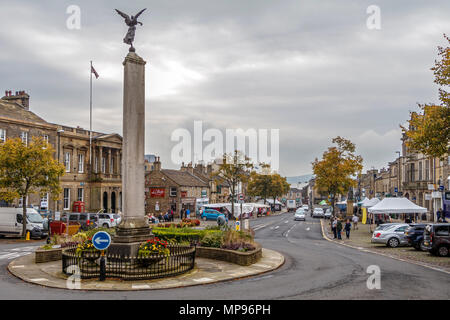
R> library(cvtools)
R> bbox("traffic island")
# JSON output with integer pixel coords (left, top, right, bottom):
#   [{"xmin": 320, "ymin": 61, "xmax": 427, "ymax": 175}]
[
  {"xmin": 320, "ymin": 219, "xmax": 450, "ymax": 274},
  {"xmin": 8, "ymin": 248, "xmax": 284, "ymax": 291}
]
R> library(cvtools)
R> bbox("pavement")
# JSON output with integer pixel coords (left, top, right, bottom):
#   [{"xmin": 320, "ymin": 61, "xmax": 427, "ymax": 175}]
[
  {"xmin": 8, "ymin": 248, "xmax": 284, "ymax": 291},
  {"xmin": 320, "ymin": 219, "xmax": 450, "ymax": 274}
]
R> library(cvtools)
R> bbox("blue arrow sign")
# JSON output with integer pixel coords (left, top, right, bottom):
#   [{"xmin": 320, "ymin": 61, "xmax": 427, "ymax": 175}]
[{"xmin": 92, "ymin": 231, "xmax": 111, "ymax": 251}]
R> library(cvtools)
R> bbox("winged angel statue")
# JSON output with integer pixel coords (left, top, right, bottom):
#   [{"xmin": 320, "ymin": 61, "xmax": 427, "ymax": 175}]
[{"xmin": 115, "ymin": 8, "xmax": 147, "ymax": 52}]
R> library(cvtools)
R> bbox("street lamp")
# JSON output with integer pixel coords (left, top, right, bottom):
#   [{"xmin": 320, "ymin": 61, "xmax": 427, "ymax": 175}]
[{"xmin": 396, "ymin": 151, "xmax": 401, "ymax": 197}]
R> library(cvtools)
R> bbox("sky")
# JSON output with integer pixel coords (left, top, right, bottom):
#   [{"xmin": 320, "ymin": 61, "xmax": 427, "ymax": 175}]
[{"xmin": 0, "ymin": 0, "xmax": 448, "ymax": 177}]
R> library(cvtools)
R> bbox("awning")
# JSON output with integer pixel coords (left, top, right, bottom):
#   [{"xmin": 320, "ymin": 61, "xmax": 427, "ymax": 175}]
[{"xmin": 368, "ymin": 197, "xmax": 427, "ymax": 214}]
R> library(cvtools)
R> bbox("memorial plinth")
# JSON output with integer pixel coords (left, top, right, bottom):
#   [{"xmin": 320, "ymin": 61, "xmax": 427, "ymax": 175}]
[{"xmin": 108, "ymin": 51, "xmax": 152, "ymax": 257}]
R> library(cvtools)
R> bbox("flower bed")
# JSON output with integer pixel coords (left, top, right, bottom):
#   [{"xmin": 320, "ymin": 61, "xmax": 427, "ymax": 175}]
[{"xmin": 156, "ymin": 219, "xmax": 201, "ymax": 229}]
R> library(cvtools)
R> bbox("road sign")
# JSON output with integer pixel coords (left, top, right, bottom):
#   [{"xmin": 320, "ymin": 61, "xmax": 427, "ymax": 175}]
[
  {"xmin": 92, "ymin": 231, "xmax": 111, "ymax": 251},
  {"xmin": 235, "ymin": 220, "xmax": 240, "ymax": 231},
  {"xmin": 394, "ymin": 187, "xmax": 398, "ymax": 193},
  {"xmin": 238, "ymin": 194, "xmax": 244, "ymax": 201}
]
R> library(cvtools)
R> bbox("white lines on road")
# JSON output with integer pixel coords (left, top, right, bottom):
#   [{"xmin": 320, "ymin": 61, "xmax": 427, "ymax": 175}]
[
  {"xmin": 306, "ymin": 227, "xmax": 310, "ymax": 231},
  {"xmin": 274, "ymin": 226, "xmax": 280, "ymax": 230},
  {"xmin": 0, "ymin": 245, "xmax": 40, "ymax": 260},
  {"xmin": 284, "ymin": 220, "xmax": 289, "ymax": 224}
]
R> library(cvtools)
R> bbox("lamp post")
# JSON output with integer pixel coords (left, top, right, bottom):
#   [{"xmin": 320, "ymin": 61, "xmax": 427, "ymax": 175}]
[{"xmin": 396, "ymin": 151, "xmax": 401, "ymax": 197}]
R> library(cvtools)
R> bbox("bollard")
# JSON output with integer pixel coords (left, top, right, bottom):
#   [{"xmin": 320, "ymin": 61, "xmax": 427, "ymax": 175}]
[{"xmin": 99, "ymin": 251, "xmax": 106, "ymax": 281}]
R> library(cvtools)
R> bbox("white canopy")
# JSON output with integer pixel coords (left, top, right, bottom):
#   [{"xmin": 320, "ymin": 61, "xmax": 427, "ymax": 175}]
[
  {"xmin": 362, "ymin": 198, "xmax": 380, "ymax": 208},
  {"xmin": 368, "ymin": 197, "xmax": 427, "ymax": 214},
  {"xmin": 201, "ymin": 203, "xmax": 257, "ymax": 217},
  {"xmin": 260, "ymin": 199, "xmax": 283, "ymax": 205}
]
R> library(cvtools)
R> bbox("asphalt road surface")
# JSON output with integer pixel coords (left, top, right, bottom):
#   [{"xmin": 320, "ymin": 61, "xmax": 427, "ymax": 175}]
[{"xmin": 0, "ymin": 212, "xmax": 449, "ymax": 299}]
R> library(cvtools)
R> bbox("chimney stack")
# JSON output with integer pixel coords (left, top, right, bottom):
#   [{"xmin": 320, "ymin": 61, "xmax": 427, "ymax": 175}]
[{"xmin": 2, "ymin": 90, "xmax": 30, "ymax": 110}]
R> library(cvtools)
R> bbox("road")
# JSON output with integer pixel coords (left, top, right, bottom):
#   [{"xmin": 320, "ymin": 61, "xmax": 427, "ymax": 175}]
[{"xmin": 0, "ymin": 212, "xmax": 449, "ymax": 299}]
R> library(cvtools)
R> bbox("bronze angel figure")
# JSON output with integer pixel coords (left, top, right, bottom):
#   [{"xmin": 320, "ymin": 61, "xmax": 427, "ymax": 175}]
[{"xmin": 115, "ymin": 8, "xmax": 147, "ymax": 51}]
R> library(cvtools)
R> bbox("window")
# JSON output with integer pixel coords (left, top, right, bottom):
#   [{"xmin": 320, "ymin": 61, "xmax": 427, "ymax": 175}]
[
  {"xmin": 94, "ymin": 156, "xmax": 98, "ymax": 173},
  {"xmin": 395, "ymin": 226, "xmax": 408, "ymax": 232},
  {"xmin": 418, "ymin": 162, "xmax": 422, "ymax": 181},
  {"xmin": 435, "ymin": 226, "xmax": 449, "ymax": 236},
  {"xmin": 63, "ymin": 188, "xmax": 70, "ymax": 210},
  {"xmin": 21, "ymin": 131, "xmax": 28, "ymax": 145},
  {"xmin": 77, "ymin": 188, "xmax": 84, "ymax": 202},
  {"xmin": 170, "ymin": 187, "xmax": 177, "ymax": 197},
  {"xmin": 110, "ymin": 157, "xmax": 114, "ymax": 174},
  {"xmin": 0, "ymin": 128, "xmax": 5, "ymax": 142},
  {"xmin": 101, "ymin": 157, "xmax": 106, "ymax": 173},
  {"xmin": 43, "ymin": 135, "xmax": 49, "ymax": 148},
  {"xmin": 64, "ymin": 152, "xmax": 71, "ymax": 173},
  {"xmin": 78, "ymin": 153, "xmax": 84, "ymax": 173}
]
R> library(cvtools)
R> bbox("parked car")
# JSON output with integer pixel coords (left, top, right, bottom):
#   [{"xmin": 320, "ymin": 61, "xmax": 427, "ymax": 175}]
[
  {"xmin": 324, "ymin": 209, "xmax": 332, "ymax": 219},
  {"xmin": 61, "ymin": 212, "xmax": 98, "ymax": 231},
  {"xmin": 98, "ymin": 213, "xmax": 117, "ymax": 228},
  {"xmin": 312, "ymin": 207, "xmax": 324, "ymax": 218},
  {"xmin": 423, "ymin": 223, "xmax": 450, "ymax": 257},
  {"xmin": 374, "ymin": 223, "xmax": 402, "ymax": 231},
  {"xmin": 113, "ymin": 214, "xmax": 122, "ymax": 225},
  {"xmin": 294, "ymin": 209, "xmax": 306, "ymax": 221},
  {"xmin": 201, "ymin": 209, "xmax": 228, "ymax": 222},
  {"xmin": 371, "ymin": 223, "xmax": 410, "ymax": 248},
  {"xmin": 0, "ymin": 207, "xmax": 47, "ymax": 239},
  {"xmin": 405, "ymin": 224, "xmax": 427, "ymax": 251}
]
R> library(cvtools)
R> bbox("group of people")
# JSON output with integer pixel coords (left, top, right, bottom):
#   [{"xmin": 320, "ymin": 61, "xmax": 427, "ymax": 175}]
[{"xmin": 330, "ymin": 214, "xmax": 359, "ymax": 240}]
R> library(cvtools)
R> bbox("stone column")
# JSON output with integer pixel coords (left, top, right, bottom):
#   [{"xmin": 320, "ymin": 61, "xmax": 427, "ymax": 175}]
[{"xmin": 110, "ymin": 51, "xmax": 152, "ymax": 254}]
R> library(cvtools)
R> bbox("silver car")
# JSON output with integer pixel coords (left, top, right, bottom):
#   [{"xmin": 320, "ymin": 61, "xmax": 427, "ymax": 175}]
[
  {"xmin": 371, "ymin": 223, "xmax": 410, "ymax": 247},
  {"xmin": 294, "ymin": 209, "xmax": 306, "ymax": 221},
  {"xmin": 312, "ymin": 208, "xmax": 324, "ymax": 218}
]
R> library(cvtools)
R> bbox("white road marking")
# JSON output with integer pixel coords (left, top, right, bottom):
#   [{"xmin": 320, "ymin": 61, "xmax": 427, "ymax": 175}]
[
  {"xmin": 306, "ymin": 227, "xmax": 310, "ymax": 231},
  {"xmin": 10, "ymin": 265, "xmax": 25, "ymax": 268},
  {"xmin": 274, "ymin": 226, "xmax": 279, "ymax": 230},
  {"xmin": 0, "ymin": 245, "xmax": 40, "ymax": 260},
  {"xmin": 284, "ymin": 221, "xmax": 289, "ymax": 224}
]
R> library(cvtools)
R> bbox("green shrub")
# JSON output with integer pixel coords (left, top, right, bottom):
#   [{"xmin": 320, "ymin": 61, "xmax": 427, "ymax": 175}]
[
  {"xmin": 152, "ymin": 227, "xmax": 223, "ymax": 244},
  {"xmin": 84, "ymin": 227, "xmax": 116, "ymax": 239},
  {"xmin": 199, "ymin": 231, "xmax": 224, "ymax": 248}
]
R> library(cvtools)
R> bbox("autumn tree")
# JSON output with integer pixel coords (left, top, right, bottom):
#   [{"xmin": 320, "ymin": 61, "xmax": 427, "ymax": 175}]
[
  {"xmin": 0, "ymin": 137, "xmax": 65, "ymax": 238},
  {"xmin": 402, "ymin": 34, "xmax": 450, "ymax": 159},
  {"xmin": 312, "ymin": 137, "xmax": 363, "ymax": 216},
  {"xmin": 211, "ymin": 150, "xmax": 253, "ymax": 218},
  {"xmin": 247, "ymin": 163, "xmax": 273, "ymax": 204},
  {"xmin": 267, "ymin": 174, "xmax": 290, "ymax": 207}
]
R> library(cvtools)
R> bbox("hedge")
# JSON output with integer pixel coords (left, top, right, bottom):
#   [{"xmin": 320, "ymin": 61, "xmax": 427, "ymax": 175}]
[{"xmin": 152, "ymin": 227, "xmax": 221, "ymax": 243}]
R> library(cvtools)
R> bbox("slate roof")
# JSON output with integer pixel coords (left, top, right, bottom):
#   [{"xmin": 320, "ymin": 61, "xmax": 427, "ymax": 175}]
[
  {"xmin": 161, "ymin": 169, "xmax": 209, "ymax": 187},
  {"xmin": 0, "ymin": 100, "xmax": 47, "ymax": 124}
]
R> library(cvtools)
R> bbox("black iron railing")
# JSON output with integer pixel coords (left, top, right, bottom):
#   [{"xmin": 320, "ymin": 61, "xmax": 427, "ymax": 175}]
[{"xmin": 62, "ymin": 245, "xmax": 196, "ymax": 280}]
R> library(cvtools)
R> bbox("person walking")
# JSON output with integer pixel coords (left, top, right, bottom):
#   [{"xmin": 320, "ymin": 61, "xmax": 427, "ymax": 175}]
[
  {"xmin": 331, "ymin": 217, "xmax": 338, "ymax": 239},
  {"xmin": 352, "ymin": 214, "xmax": 358, "ymax": 230},
  {"xmin": 344, "ymin": 218, "xmax": 352, "ymax": 239},
  {"xmin": 336, "ymin": 218, "xmax": 343, "ymax": 240}
]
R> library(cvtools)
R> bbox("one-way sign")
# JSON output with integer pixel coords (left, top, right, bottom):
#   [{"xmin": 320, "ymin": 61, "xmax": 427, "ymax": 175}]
[{"xmin": 92, "ymin": 231, "xmax": 111, "ymax": 251}]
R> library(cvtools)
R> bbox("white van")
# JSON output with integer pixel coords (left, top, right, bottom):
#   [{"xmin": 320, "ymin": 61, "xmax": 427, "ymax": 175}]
[
  {"xmin": 0, "ymin": 207, "xmax": 48, "ymax": 239},
  {"xmin": 287, "ymin": 200, "xmax": 296, "ymax": 212}
]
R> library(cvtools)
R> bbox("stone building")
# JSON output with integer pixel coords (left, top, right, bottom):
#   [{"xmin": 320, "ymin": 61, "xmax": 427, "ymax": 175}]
[
  {"xmin": 145, "ymin": 158, "xmax": 210, "ymax": 218},
  {"xmin": 0, "ymin": 90, "xmax": 122, "ymax": 214}
]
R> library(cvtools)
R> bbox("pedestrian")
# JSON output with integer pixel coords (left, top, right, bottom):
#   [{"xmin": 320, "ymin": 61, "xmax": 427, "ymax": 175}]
[
  {"xmin": 186, "ymin": 208, "xmax": 190, "ymax": 219},
  {"xmin": 331, "ymin": 217, "xmax": 338, "ymax": 239},
  {"xmin": 344, "ymin": 218, "xmax": 352, "ymax": 239},
  {"xmin": 180, "ymin": 207, "xmax": 184, "ymax": 220},
  {"xmin": 352, "ymin": 214, "xmax": 358, "ymax": 230},
  {"xmin": 336, "ymin": 218, "xmax": 343, "ymax": 240}
]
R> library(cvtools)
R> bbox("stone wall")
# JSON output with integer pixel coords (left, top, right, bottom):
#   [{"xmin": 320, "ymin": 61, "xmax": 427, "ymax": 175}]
[{"xmin": 195, "ymin": 242, "xmax": 262, "ymax": 266}]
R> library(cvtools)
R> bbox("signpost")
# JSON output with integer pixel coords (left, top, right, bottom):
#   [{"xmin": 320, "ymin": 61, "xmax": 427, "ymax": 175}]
[{"xmin": 92, "ymin": 231, "xmax": 111, "ymax": 281}]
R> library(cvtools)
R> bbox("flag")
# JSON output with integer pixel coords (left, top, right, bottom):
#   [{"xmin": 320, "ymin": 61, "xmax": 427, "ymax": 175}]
[{"xmin": 91, "ymin": 65, "xmax": 99, "ymax": 79}]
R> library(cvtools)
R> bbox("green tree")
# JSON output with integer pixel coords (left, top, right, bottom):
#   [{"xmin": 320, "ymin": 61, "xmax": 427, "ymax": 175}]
[
  {"xmin": 0, "ymin": 137, "xmax": 65, "ymax": 238},
  {"xmin": 402, "ymin": 34, "xmax": 450, "ymax": 158},
  {"xmin": 247, "ymin": 163, "xmax": 272, "ymax": 204},
  {"xmin": 211, "ymin": 150, "xmax": 253, "ymax": 217},
  {"xmin": 312, "ymin": 137, "xmax": 363, "ymax": 216},
  {"xmin": 267, "ymin": 174, "xmax": 290, "ymax": 207}
]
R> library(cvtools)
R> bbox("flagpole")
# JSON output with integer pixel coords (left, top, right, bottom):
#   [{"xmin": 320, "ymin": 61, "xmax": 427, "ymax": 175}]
[{"xmin": 89, "ymin": 61, "xmax": 93, "ymax": 171}]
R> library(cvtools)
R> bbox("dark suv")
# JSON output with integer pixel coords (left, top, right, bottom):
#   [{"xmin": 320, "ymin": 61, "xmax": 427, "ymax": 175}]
[
  {"xmin": 405, "ymin": 224, "xmax": 427, "ymax": 251},
  {"xmin": 423, "ymin": 223, "xmax": 450, "ymax": 257},
  {"xmin": 61, "ymin": 213, "xmax": 99, "ymax": 231}
]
